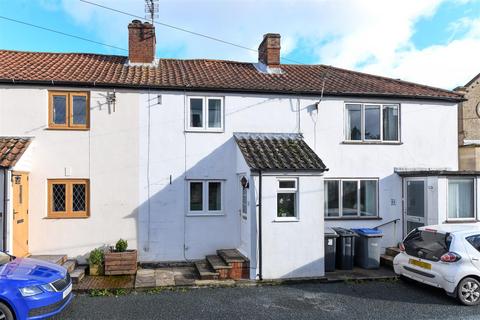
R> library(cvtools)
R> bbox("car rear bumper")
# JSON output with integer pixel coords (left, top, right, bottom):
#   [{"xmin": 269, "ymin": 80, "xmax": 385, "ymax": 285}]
[{"xmin": 393, "ymin": 253, "xmax": 457, "ymax": 294}]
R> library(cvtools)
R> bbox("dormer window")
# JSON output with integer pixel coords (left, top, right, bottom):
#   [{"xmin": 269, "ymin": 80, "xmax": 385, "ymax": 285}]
[{"xmin": 186, "ymin": 96, "xmax": 224, "ymax": 132}]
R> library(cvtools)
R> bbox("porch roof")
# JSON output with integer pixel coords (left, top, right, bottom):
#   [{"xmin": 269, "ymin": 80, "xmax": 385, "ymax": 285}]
[
  {"xmin": 395, "ymin": 169, "xmax": 480, "ymax": 177},
  {"xmin": 234, "ymin": 132, "xmax": 327, "ymax": 172},
  {"xmin": 0, "ymin": 137, "xmax": 32, "ymax": 168}
]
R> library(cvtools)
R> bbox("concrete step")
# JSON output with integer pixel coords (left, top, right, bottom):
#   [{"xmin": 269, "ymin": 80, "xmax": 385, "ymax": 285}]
[
  {"xmin": 71, "ymin": 266, "xmax": 86, "ymax": 284},
  {"xmin": 217, "ymin": 249, "xmax": 249, "ymax": 264},
  {"xmin": 206, "ymin": 255, "xmax": 232, "ymax": 271},
  {"xmin": 62, "ymin": 259, "xmax": 77, "ymax": 273},
  {"xmin": 194, "ymin": 261, "xmax": 219, "ymax": 280},
  {"xmin": 385, "ymin": 247, "xmax": 401, "ymax": 258},
  {"xmin": 380, "ymin": 254, "xmax": 395, "ymax": 268},
  {"xmin": 29, "ymin": 254, "xmax": 67, "ymax": 266}
]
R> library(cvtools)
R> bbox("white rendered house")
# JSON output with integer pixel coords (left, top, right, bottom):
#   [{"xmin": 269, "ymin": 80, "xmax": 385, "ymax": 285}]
[{"xmin": 0, "ymin": 20, "xmax": 470, "ymax": 280}]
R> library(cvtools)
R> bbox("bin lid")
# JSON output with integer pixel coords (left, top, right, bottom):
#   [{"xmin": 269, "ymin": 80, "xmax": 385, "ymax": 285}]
[
  {"xmin": 332, "ymin": 227, "xmax": 357, "ymax": 237},
  {"xmin": 352, "ymin": 228, "xmax": 383, "ymax": 237},
  {"xmin": 324, "ymin": 227, "xmax": 339, "ymax": 237}
]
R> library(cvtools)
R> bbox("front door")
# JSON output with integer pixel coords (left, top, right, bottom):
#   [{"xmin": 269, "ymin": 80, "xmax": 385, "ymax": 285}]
[
  {"xmin": 12, "ymin": 172, "xmax": 29, "ymax": 257},
  {"xmin": 404, "ymin": 178, "xmax": 427, "ymax": 235},
  {"xmin": 239, "ymin": 174, "xmax": 249, "ymax": 256}
]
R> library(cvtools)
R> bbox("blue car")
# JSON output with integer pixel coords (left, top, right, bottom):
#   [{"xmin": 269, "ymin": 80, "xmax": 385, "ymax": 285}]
[{"xmin": 0, "ymin": 252, "xmax": 73, "ymax": 320}]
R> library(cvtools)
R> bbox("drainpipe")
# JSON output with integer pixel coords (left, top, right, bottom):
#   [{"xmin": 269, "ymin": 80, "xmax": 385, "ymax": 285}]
[
  {"xmin": 258, "ymin": 170, "xmax": 263, "ymax": 281},
  {"xmin": 2, "ymin": 169, "xmax": 7, "ymax": 252}
]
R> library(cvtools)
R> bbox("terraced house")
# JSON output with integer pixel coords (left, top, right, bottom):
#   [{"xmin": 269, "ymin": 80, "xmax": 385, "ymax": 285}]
[{"xmin": 0, "ymin": 20, "xmax": 471, "ymax": 280}]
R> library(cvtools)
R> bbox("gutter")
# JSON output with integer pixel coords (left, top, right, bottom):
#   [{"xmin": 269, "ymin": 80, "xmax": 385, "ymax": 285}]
[
  {"xmin": 258, "ymin": 170, "xmax": 263, "ymax": 281},
  {"xmin": 0, "ymin": 79, "xmax": 465, "ymax": 103},
  {"xmin": 2, "ymin": 168, "xmax": 7, "ymax": 252}
]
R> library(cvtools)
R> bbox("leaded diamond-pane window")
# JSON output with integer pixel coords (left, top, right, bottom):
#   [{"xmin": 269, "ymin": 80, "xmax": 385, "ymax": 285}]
[
  {"xmin": 52, "ymin": 184, "xmax": 66, "ymax": 212},
  {"xmin": 72, "ymin": 184, "xmax": 86, "ymax": 212},
  {"xmin": 48, "ymin": 179, "xmax": 89, "ymax": 218}
]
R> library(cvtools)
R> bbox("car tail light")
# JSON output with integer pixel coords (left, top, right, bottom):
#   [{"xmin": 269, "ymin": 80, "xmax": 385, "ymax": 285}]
[
  {"xmin": 440, "ymin": 252, "xmax": 461, "ymax": 263},
  {"xmin": 399, "ymin": 243, "xmax": 405, "ymax": 252}
]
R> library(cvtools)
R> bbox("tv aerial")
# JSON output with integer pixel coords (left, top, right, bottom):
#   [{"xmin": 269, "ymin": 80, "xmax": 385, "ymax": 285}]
[{"xmin": 145, "ymin": 0, "xmax": 159, "ymax": 23}]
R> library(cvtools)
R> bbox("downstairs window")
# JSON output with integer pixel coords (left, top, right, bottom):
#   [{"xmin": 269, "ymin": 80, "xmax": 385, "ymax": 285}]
[
  {"xmin": 324, "ymin": 179, "xmax": 378, "ymax": 218},
  {"xmin": 48, "ymin": 179, "xmax": 89, "ymax": 218}
]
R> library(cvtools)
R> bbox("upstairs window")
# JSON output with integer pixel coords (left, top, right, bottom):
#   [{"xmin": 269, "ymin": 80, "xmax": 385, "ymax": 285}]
[
  {"xmin": 187, "ymin": 97, "xmax": 224, "ymax": 131},
  {"xmin": 48, "ymin": 179, "xmax": 89, "ymax": 218},
  {"xmin": 49, "ymin": 91, "xmax": 89, "ymax": 129},
  {"xmin": 345, "ymin": 103, "xmax": 399, "ymax": 142}
]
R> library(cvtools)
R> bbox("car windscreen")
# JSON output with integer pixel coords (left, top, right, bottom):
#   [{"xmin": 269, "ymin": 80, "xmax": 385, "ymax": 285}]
[
  {"xmin": 403, "ymin": 229, "xmax": 451, "ymax": 262},
  {"xmin": 0, "ymin": 252, "xmax": 10, "ymax": 265}
]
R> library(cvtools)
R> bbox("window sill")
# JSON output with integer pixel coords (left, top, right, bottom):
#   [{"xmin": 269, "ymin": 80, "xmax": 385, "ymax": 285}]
[
  {"xmin": 444, "ymin": 219, "xmax": 478, "ymax": 224},
  {"xmin": 273, "ymin": 218, "xmax": 300, "ymax": 222},
  {"xmin": 325, "ymin": 216, "xmax": 382, "ymax": 221},
  {"xmin": 186, "ymin": 213, "xmax": 225, "ymax": 217},
  {"xmin": 342, "ymin": 141, "xmax": 402, "ymax": 145},
  {"xmin": 184, "ymin": 129, "xmax": 224, "ymax": 133},
  {"xmin": 46, "ymin": 127, "xmax": 90, "ymax": 131},
  {"xmin": 44, "ymin": 216, "xmax": 89, "ymax": 219}
]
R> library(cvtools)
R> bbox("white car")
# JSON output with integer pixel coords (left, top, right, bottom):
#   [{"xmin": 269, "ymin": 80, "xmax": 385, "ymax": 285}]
[{"xmin": 394, "ymin": 223, "xmax": 480, "ymax": 305}]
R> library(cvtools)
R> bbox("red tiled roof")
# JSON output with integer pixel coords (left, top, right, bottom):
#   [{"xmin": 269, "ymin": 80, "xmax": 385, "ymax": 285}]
[
  {"xmin": 0, "ymin": 50, "xmax": 463, "ymax": 101},
  {"xmin": 0, "ymin": 137, "xmax": 31, "ymax": 168}
]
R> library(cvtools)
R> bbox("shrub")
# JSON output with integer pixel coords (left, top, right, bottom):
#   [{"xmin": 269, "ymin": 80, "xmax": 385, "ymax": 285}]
[
  {"xmin": 88, "ymin": 248, "xmax": 104, "ymax": 266},
  {"xmin": 115, "ymin": 239, "xmax": 128, "ymax": 252}
]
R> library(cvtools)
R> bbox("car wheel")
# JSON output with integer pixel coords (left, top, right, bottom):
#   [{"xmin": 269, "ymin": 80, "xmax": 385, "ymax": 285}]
[
  {"xmin": 0, "ymin": 302, "xmax": 14, "ymax": 320},
  {"xmin": 457, "ymin": 277, "xmax": 480, "ymax": 306}
]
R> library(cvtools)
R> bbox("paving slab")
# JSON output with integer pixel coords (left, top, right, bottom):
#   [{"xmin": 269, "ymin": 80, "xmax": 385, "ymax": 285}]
[
  {"xmin": 173, "ymin": 267, "xmax": 198, "ymax": 286},
  {"xmin": 135, "ymin": 269, "xmax": 156, "ymax": 288},
  {"xmin": 324, "ymin": 266, "xmax": 397, "ymax": 282},
  {"xmin": 155, "ymin": 269, "xmax": 175, "ymax": 287},
  {"xmin": 74, "ymin": 275, "xmax": 135, "ymax": 292}
]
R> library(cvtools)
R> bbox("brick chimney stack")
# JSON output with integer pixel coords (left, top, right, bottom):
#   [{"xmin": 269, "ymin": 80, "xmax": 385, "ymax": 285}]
[
  {"xmin": 258, "ymin": 33, "xmax": 281, "ymax": 68},
  {"xmin": 128, "ymin": 20, "xmax": 156, "ymax": 64}
]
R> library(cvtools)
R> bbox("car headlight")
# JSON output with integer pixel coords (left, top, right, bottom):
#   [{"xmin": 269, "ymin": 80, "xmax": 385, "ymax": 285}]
[
  {"xmin": 19, "ymin": 286, "xmax": 43, "ymax": 297},
  {"xmin": 39, "ymin": 283, "xmax": 55, "ymax": 292}
]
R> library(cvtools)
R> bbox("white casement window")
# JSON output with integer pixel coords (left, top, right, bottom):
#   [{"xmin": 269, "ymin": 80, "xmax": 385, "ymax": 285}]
[
  {"xmin": 345, "ymin": 103, "xmax": 400, "ymax": 142},
  {"xmin": 324, "ymin": 179, "xmax": 378, "ymax": 218},
  {"xmin": 188, "ymin": 180, "xmax": 223, "ymax": 215},
  {"xmin": 448, "ymin": 178, "xmax": 476, "ymax": 220},
  {"xmin": 187, "ymin": 96, "xmax": 224, "ymax": 131},
  {"xmin": 277, "ymin": 178, "xmax": 298, "ymax": 220}
]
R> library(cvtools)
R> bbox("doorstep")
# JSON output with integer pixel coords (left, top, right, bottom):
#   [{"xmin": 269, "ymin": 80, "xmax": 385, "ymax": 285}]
[{"xmin": 324, "ymin": 266, "xmax": 397, "ymax": 283}]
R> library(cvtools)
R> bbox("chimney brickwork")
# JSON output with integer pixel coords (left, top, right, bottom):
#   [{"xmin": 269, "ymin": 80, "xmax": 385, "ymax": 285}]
[
  {"xmin": 128, "ymin": 20, "xmax": 156, "ymax": 64},
  {"xmin": 258, "ymin": 33, "xmax": 281, "ymax": 68}
]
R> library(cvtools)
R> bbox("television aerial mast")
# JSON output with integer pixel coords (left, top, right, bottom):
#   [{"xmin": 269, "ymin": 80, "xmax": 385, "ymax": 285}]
[{"xmin": 145, "ymin": 0, "xmax": 159, "ymax": 23}]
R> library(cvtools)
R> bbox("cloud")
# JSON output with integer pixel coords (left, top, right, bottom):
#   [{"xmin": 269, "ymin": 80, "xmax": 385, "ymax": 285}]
[{"xmin": 38, "ymin": 0, "xmax": 480, "ymax": 88}]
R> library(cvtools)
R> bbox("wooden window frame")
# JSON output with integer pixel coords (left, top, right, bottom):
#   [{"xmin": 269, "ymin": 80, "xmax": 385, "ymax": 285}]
[
  {"xmin": 47, "ymin": 179, "xmax": 90, "ymax": 218},
  {"xmin": 48, "ymin": 91, "xmax": 90, "ymax": 130}
]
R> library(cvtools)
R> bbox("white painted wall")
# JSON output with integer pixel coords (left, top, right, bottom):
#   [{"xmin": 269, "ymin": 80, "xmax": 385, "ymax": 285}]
[
  {"xmin": 256, "ymin": 173, "xmax": 324, "ymax": 279},
  {"xmin": 0, "ymin": 169, "xmax": 4, "ymax": 250},
  {"xmin": 1, "ymin": 84, "xmax": 458, "ymax": 272},
  {"xmin": 0, "ymin": 86, "xmax": 139, "ymax": 262}
]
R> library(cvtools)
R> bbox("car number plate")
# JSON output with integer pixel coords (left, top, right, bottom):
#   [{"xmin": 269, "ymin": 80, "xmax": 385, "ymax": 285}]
[
  {"xmin": 409, "ymin": 258, "xmax": 431, "ymax": 270},
  {"xmin": 63, "ymin": 283, "xmax": 72, "ymax": 299}
]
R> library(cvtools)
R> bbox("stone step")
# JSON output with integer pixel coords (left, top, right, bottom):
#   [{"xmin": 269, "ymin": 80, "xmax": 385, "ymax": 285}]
[
  {"xmin": 380, "ymin": 254, "xmax": 395, "ymax": 268},
  {"xmin": 194, "ymin": 261, "xmax": 219, "ymax": 280},
  {"xmin": 71, "ymin": 266, "xmax": 86, "ymax": 284},
  {"xmin": 29, "ymin": 254, "xmax": 68, "ymax": 266},
  {"xmin": 206, "ymin": 255, "xmax": 232, "ymax": 270},
  {"xmin": 217, "ymin": 249, "xmax": 249, "ymax": 264},
  {"xmin": 62, "ymin": 259, "xmax": 77, "ymax": 273},
  {"xmin": 385, "ymin": 247, "xmax": 401, "ymax": 258}
]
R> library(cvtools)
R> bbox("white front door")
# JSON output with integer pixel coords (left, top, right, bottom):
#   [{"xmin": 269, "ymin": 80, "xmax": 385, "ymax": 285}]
[
  {"xmin": 404, "ymin": 178, "xmax": 427, "ymax": 235},
  {"xmin": 239, "ymin": 174, "xmax": 249, "ymax": 256}
]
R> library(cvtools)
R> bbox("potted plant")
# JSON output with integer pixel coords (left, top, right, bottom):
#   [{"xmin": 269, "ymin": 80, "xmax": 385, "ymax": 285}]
[
  {"xmin": 88, "ymin": 248, "xmax": 104, "ymax": 276},
  {"xmin": 104, "ymin": 239, "xmax": 137, "ymax": 275}
]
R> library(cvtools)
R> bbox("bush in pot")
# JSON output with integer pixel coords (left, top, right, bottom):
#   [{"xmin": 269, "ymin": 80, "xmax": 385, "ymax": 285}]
[{"xmin": 88, "ymin": 248, "xmax": 104, "ymax": 276}]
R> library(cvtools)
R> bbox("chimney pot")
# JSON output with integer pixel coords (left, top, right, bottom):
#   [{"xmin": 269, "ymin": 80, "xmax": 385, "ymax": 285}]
[
  {"xmin": 128, "ymin": 20, "xmax": 156, "ymax": 64},
  {"xmin": 258, "ymin": 33, "xmax": 281, "ymax": 68}
]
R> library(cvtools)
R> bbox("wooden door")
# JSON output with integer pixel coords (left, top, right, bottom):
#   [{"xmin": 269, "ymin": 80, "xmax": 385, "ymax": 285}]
[{"xmin": 12, "ymin": 172, "xmax": 29, "ymax": 257}]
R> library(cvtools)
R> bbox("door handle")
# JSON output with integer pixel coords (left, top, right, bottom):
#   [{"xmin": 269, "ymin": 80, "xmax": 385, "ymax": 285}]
[{"xmin": 473, "ymin": 258, "xmax": 479, "ymax": 261}]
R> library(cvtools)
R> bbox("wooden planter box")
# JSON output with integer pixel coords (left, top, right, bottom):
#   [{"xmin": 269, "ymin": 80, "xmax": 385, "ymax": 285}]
[{"xmin": 104, "ymin": 250, "xmax": 137, "ymax": 275}]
